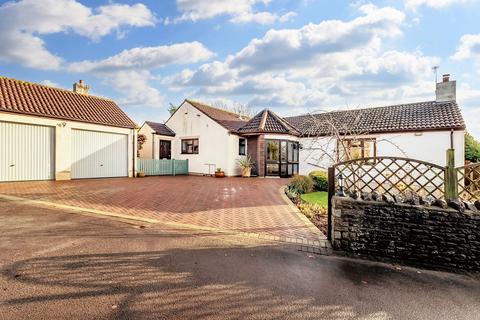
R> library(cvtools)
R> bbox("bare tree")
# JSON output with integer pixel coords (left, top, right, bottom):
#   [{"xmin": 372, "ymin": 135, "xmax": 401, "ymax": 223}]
[
  {"xmin": 211, "ymin": 100, "xmax": 256, "ymax": 119},
  {"xmin": 227, "ymin": 103, "xmax": 256, "ymax": 119},
  {"xmin": 298, "ymin": 107, "xmax": 407, "ymax": 171}
]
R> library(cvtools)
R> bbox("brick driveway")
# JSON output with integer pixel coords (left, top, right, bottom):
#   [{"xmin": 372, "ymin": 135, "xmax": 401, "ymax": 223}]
[{"xmin": 0, "ymin": 176, "xmax": 323, "ymax": 241}]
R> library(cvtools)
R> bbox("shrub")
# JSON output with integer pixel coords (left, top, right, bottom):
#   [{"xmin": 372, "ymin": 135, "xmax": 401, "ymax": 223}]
[
  {"xmin": 309, "ymin": 170, "xmax": 328, "ymax": 191},
  {"xmin": 297, "ymin": 202, "xmax": 327, "ymax": 219},
  {"xmin": 466, "ymin": 132, "xmax": 480, "ymax": 162},
  {"xmin": 288, "ymin": 175, "xmax": 314, "ymax": 195}
]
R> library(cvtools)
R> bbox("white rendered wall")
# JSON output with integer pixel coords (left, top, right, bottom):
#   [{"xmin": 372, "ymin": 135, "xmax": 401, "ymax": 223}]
[
  {"xmin": 0, "ymin": 112, "xmax": 136, "ymax": 180},
  {"xmin": 138, "ymin": 123, "xmax": 154, "ymax": 159},
  {"xmin": 166, "ymin": 101, "xmax": 234, "ymax": 176},
  {"xmin": 299, "ymin": 130, "xmax": 465, "ymax": 175},
  {"xmin": 137, "ymin": 123, "xmax": 174, "ymax": 160},
  {"xmin": 227, "ymin": 134, "xmax": 247, "ymax": 176}
]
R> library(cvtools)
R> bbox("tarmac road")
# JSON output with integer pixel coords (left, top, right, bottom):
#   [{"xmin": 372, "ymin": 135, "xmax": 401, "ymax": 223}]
[{"xmin": 1, "ymin": 199, "xmax": 479, "ymax": 320}]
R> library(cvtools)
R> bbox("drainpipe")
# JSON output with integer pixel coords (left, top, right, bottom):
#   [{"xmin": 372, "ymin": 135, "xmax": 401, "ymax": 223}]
[
  {"xmin": 152, "ymin": 133, "xmax": 155, "ymax": 159},
  {"xmin": 133, "ymin": 128, "xmax": 136, "ymax": 178},
  {"xmin": 450, "ymin": 129, "xmax": 454, "ymax": 149}
]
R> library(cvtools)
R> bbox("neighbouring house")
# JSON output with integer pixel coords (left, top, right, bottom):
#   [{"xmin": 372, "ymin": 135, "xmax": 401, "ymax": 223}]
[
  {"xmin": 138, "ymin": 121, "xmax": 176, "ymax": 159},
  {"xmin": 160, "ymin": 99, "xmax": 249, "ymax": 177},
  {"xmin": 0, "ymin": 77, "xmax": 137, "ymax": 182},
  {"xmin": 139, "ymin": 74, "xmax": 466, "ymax": 177}
]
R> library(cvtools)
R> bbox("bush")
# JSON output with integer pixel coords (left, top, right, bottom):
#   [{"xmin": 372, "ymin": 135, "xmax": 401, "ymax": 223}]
[
  {"xmin": 288, "ymin": 175, "xmax": 314, "ymax": 195},
  {"xmin": 309, "ymin": 170, "xmax": 328, "ymax": 191},
  {"xmin": 466, "ymin": 132, "xmax": 480, "ymax": 162}
]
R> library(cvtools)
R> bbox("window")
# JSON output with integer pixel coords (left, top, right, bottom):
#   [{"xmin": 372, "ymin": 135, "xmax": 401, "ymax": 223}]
[
  {"xmin": 181, "ymin": 138, "xmax": 199, "ymax": 154},
  {"xmin": 338, "ymin": 139, "xmax": 376, "ymax": 161},
  {"xmin": 239, "ymin": 138, "xmax": 246, "ymax": 155},
  {"xmin": 266, "ymin": 140, "xmax": 279, "ymax": 161}
]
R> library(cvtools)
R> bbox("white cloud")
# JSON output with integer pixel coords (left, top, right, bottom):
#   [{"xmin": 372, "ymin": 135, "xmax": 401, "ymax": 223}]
[
  {"xmin": 230, "ymin": 11, "xmax": 296, "ymax": 25},
  {"xmin": 107, "ymin": 70, "xmax": 165, "ymax": 107},
  {"xmin": 228, "ymin": 4, "xmax": 405, "ymax": 74},
  {"xmin": 166, "ymin": 0, "xmax": 295, "ymax": 25},
  {"xmin": 69, "ymin": 42, "xmax": 215, "ymax": 107},
  {"xmin": 405, "ymin": 0, "xmax": 472, "ymax": 10},
  {"xmin": 451, "ymin": 34, "xmax": 480, "ymax": 61},
  {"xmin": 68, "ymin": 42, "xmax": 215, "ymax": 73},
  {"xmin": 40, "ymin": 80, "xmax": 61, "ymax": 88},
  {"xmin": 165, "ymin": 5, "xmax": 440, "ymax": 112},
  {"xmin": 0, "ymin": 0, "xmax": 156, "ymax": 70}
]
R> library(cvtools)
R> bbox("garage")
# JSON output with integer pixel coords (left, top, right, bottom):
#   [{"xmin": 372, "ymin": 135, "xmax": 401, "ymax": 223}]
[
  {"xmin": 71, "ymin": 129, "xmax": 128, "ymax": 179},
  {"xmin": 0, "ymin": 77, "xmax": 137, "ymax": 181},
  {"xmin": 0, "ymin": 122, "xmax": 55, "ymax": 182}
]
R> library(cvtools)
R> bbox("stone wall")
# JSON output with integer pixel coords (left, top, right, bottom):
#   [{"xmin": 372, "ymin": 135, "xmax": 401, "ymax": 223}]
[{"xmin": 332, "ymin": 196, "xmax": 480, "ymax": 271}]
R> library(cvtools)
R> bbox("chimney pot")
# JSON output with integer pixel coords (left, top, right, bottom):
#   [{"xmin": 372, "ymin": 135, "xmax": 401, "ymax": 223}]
[{"xmin": 442, "ymin": 74, "xmax": 450, "ymax": 82}]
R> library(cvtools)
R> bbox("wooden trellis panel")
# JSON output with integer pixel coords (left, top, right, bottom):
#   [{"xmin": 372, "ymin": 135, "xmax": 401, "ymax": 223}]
[
  {"xmin": 457, "ymin": 163, "xmax": 480, "ymax": 201},
  {"xmin": 333, "ymin": 157, "xmax": 446, "ymax": 200}
]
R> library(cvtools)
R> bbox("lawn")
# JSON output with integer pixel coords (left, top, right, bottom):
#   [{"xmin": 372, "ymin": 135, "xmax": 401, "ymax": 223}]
[{"xmin": 300, "ymin": 191, "xmax": 328, "ymax": 208}]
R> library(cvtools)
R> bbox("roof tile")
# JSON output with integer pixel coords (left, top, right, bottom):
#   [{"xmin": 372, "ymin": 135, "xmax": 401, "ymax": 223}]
[
  {"xmin": 145, "ymin": 121, "xmax": 176, "ymax": 136},
  {"xmin": 238, "ymin": 109, "xmax": 301, "ymax": 136},
  {"xmin": 284, "ymin": 101, "xmax": 465, "ymax": 136},
  {"xmin": 185, "ymin": 99, "xmax": 248, "ymax": 132},
  {"xmin": 0, "ymin": 77, "xmax": 136, "ymax": 128}
]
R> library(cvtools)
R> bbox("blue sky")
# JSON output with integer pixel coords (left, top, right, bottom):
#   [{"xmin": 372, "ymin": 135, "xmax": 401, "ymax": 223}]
[{"xmin": 1, "ymin": 0, "xmax": 479, "ymax": 138}]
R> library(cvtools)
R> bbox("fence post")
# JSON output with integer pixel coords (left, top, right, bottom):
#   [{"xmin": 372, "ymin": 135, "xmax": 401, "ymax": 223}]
[
  {"xmin": 172, "ymin": 159, "xmax": 176, "ymax": 176},
  {"xmin": 327, "ymin": 166, "xmax": 335, "ymax": 241},
  {"xmin": 444, "ymin": 149, "xmax": 458, "ymax": 201}
]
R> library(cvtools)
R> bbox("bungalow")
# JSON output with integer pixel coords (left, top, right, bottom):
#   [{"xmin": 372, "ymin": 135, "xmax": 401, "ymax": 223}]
[
  {"xmin": 139, "ymin": 74, "xmax": 466, "ymax": 177},
  {"xmin": 0, "ymin": 77, "xmax": 137, "ymax": 182}
]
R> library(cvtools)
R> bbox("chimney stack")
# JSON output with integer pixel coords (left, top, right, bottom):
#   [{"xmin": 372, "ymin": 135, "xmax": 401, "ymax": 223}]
[
  {"xmin": 73, "ymin": 80, "xmax": 90, "ymax": 95},
  {"xmin": 436, "ymin": 74, "xmax": 456, "ymax": 102}
]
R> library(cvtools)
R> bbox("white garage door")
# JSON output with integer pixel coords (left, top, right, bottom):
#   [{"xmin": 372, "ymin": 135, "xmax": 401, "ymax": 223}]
[
  {"xmin": 0, "ymin": 122, "xmax": 55, "ymax": 182},
  {"xmin": 71, "ymin": 129, "xmax": 128, "ymax": 179}
]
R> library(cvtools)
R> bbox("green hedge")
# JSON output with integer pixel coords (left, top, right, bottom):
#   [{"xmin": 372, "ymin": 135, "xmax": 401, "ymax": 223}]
[{"xmin": 309, "ymin": 171, "xmax": 328, "ymax": 191}]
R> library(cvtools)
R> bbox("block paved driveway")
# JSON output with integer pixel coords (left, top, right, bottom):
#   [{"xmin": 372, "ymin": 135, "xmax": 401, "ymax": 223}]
[{"xmin": 0, "ymin": 176, "xmax": 323, "ymax": 242}]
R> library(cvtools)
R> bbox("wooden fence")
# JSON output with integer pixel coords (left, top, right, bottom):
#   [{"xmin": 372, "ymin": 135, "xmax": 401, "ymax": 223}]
[
  {"xmin": 326, "ymin": 150, "xmax": 480, "ymax": 240},
  {"xmin": 136, "ymin": 159, "xmax": 188, "ymax": 176}
]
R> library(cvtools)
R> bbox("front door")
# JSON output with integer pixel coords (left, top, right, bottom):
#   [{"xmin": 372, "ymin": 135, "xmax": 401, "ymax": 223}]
[
  {"xmin": 159, "ymin": 140, "xmax": 171, "ymax": 159},
  {"xmin": 265, "ymin": 139, "xmax": 299, "ymax": 177}
]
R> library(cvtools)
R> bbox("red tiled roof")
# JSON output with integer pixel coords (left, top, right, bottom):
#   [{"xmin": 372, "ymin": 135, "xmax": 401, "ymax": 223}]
[
  {"xmin": 284, "ymin": 101, "xmax": 466, "ymax": 136},
  {"xmin": 238, "ymin": 109, "xmax": 301, "ymax": 136},
  {"xmin": 185, "ymin": 99, "xmax": 248, "ymax": 132},
  {"xmin": 0, "ymin": 76, "xmax": 136, "ymax": 128},
  {"xmin": 145, "ymin": 121, "xmax": 175, "ymax": 136}
]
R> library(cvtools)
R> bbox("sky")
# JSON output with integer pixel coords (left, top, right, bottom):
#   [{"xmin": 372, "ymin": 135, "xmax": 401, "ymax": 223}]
[{"xmin": 0, "ymin": 0, "xmax": 479, "ymax": 138}]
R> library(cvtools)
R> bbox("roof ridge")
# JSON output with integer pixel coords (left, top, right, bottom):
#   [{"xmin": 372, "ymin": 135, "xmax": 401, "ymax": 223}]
[
  {"xmin": 268, "ymin": 109, "xmax": 300, "ymax": 134},
  {"xmin": 185, "ymin": 99, "xmax": 246, "ymax": 119},
  {"xmin": 285, "ymin": 100, "xmax": 453, "ymax": 119},
  {"xmin": 259, "ymin": 109, "xmax": 268, "ymax": 130},
  {"xmin": 0, "ymin": 76, "xmax": 114, "ymax": 103},
  {"xmin": 145, "ymin": 120, "xmax": 166, "ymax": 125}
]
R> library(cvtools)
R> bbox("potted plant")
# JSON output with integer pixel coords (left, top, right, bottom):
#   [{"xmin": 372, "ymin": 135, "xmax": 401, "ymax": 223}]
[
  {"xmin": 237, "ymin": 155, "xmax": 254, "ymax": 178},
  {"xmin": 215, "ymin": 168, "xmax": 225, "ymax": 178}
]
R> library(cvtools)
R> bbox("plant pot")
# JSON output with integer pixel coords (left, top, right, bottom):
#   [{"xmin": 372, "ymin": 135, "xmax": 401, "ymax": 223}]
[
  {"xmin": 241, "ymin": 167, "xmax": 251, "ymax": 178},
  {"xmin": 137, "ymin": 172, "xmax": 146, "ymax": 178},
  {"xmin": 215, "ymin": 171, "xmax": 225, "ymax": 178}
]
